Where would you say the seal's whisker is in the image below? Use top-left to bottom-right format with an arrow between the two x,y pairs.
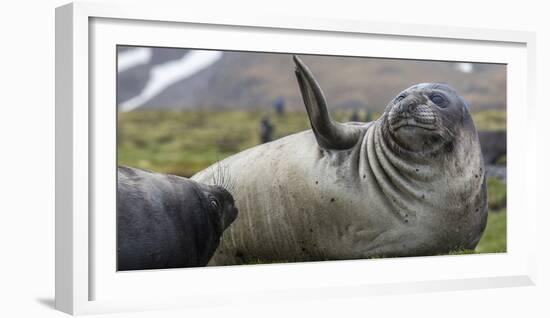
211,164 -> 218,187
209,158 -> 236,194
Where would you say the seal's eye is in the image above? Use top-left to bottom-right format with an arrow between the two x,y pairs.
210,198 -> 220,209
395,94 -> 406,103
429,94 -> 447,107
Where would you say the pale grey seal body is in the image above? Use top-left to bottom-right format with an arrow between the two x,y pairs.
192,56 -> 488,265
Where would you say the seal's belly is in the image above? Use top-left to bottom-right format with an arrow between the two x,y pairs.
210,187 -> 407,264
206,144 -> 402,264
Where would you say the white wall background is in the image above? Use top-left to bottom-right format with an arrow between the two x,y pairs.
0,0 -> 548,317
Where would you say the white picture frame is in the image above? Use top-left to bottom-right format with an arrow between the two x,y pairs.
55,1 -> 537,315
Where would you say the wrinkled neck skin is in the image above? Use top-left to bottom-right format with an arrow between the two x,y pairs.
354,113 -> 486,255
364,115 -> 453,197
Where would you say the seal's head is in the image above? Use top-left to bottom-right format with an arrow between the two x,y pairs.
197,184 -> 239,234
383,83 -> 470,154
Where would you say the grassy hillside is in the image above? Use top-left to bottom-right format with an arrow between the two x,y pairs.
118,109 -> 507,255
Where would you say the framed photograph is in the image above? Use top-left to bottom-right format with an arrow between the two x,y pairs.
55,2 -> 537,315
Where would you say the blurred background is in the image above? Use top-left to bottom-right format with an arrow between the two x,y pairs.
117,46 -> 507,255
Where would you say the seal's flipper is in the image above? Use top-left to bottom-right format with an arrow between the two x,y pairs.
293,55 -> 361,150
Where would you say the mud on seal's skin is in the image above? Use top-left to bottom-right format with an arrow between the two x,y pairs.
117,166 -> 238,270
193,56 -> 487,265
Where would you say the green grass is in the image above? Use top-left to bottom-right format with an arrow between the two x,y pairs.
472,109 -> 507,131
487,177 -> 507,210
496,155 -> 507,165
476,209 -> 507,253
118,109 -> 507,256
118,110 -> 312,176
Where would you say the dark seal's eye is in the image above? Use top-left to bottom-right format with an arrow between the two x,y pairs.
395,94 -> 406,103
210,198 -> 220,209
429,94 -> 447,107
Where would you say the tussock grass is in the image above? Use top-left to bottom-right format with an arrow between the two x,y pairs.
472,110 -> 506,131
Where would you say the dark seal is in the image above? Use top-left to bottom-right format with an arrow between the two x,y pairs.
117,166 -> 238,270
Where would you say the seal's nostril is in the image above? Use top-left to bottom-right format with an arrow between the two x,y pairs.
396,100 -> 417,114
405,102 -> 417,112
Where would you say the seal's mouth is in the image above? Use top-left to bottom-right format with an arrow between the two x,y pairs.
388,104 -> 437,132
222,205 -> 239,230
390,118 -> 437,131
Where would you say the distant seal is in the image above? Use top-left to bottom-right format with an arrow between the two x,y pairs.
477,130 -> 506,164
193,56 -> 488,265
117,166 -> 238,270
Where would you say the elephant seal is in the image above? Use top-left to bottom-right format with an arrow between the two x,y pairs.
117,166 -> 238,270
192,56 -> 488,265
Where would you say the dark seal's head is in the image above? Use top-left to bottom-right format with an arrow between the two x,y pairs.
196,183 -> 239,235
382,83 -> 472,155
